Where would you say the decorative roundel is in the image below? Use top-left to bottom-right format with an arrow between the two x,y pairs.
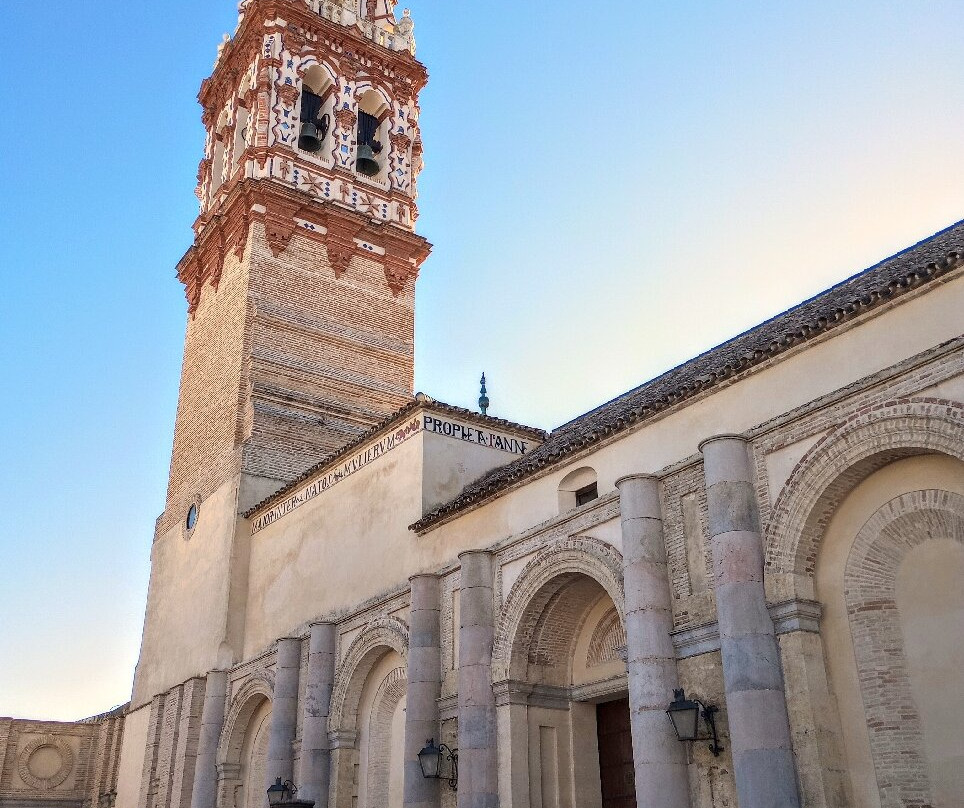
17,734 -> 74,791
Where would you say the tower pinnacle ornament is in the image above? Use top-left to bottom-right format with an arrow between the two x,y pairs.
479,373 -> 490,416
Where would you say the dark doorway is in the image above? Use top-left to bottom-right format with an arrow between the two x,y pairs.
596,698 -> 637,808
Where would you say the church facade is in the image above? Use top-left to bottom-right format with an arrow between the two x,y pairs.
2,2 -> 964,808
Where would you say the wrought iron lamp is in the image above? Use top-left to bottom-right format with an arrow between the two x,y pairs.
666,689 -> 723,757
417,738 -> 458,791
266,777 -> 315,807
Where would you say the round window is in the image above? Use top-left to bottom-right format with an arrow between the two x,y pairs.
186,503 -> 199,531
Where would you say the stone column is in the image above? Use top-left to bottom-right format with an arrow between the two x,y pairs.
190,670 -> 228,808
298,623 -> 337,806
404,574 -> 442,808
457,550 -> 498,808
615,474 -> 691,808
265,637 -> 301,791
700,436 -> 801,808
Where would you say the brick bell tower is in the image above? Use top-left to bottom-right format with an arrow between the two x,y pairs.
164,0 -> 430,528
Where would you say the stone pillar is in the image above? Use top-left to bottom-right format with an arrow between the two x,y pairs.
190,670 -> 228,808
404,574 -> 442,808
265,637 -> 301,791
700,436 -> 801,808
615,474 -> 691,808
457,551 -> 498,808
298,623 -> 337,806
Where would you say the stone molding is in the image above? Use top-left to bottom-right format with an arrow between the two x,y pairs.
844,489 -> 964,808
764,398 -> 964,597
491,536 -> 625,682
671,599 -> 822,659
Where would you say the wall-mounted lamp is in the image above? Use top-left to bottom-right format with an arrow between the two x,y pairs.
417,738 -> 458,791
666,689 -> 723,757
266,777 -> 315,807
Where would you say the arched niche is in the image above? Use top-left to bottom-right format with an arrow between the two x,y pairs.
765,398 -> 964,601
328,617 -> 409,808
816,456 -> 964,808
217,673 -> 275,808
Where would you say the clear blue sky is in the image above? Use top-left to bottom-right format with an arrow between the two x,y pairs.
1,1 -> 962,720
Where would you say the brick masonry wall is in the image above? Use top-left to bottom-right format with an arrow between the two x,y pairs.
162,244 -> 250,534
161,219 -> 417,533
0,712 -> 123,806
243,223 -> 415,484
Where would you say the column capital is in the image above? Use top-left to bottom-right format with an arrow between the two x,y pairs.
700,434 -> 754,486
615,473 -> 658,488
409,571 -> 441,583
457,549 -> 494,562
616,474 -> 662,521
698,433 -> 749,452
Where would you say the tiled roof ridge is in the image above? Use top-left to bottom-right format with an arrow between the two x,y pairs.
411,219 -> 964,533
243,393 -> 548,518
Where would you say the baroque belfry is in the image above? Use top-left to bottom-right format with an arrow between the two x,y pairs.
167,0 -> 431,529
4,2 -> 964,808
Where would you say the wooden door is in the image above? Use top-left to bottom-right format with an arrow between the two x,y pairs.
596,698 -> 637,808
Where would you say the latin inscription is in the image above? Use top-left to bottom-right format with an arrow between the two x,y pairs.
250,413 -> 531,534
422,416 -> 529,455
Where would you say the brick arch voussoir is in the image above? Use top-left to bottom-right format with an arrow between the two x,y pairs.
328,615 -> 409,734
764,399 -> 964,591
843,489 -> 964,808
217,670 -> 275,767
492,536 -> 625,683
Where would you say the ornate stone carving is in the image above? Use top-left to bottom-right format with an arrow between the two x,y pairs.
326,242 -> 356,278
276,82 -> 299,107
334,106 -> 357,132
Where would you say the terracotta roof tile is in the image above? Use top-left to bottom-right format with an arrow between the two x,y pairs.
411,219 -> 964,532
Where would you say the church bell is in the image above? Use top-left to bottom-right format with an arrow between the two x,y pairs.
298,122 -> 323,153
355,144 -> 380,177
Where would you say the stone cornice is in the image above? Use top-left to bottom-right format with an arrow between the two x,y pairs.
176,178 -> 431,313
671,599 -> 823,659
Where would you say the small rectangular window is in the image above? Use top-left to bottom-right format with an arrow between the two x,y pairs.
575,482 -> 599,507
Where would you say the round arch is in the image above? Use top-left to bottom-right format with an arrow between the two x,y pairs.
328,615 -> 409,734
492,536 -> 625,683
216,671 -> 275,767
843,490 -> 964,808
764,398 -> 964,598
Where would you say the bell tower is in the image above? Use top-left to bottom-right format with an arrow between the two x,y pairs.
165,0 -> 431,527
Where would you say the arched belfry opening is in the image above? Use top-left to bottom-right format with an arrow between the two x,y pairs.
298,64 -> 335,156
355,89 -> 390,179
497,550 -> 635,808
